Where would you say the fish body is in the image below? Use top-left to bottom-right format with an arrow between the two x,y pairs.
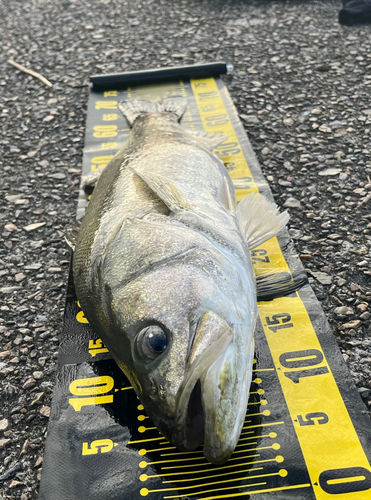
72,98 -> 287,464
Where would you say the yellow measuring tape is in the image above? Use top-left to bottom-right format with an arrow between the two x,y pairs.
192,77 -> 371,499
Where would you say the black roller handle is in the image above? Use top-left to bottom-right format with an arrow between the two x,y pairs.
89,62 -> 233,91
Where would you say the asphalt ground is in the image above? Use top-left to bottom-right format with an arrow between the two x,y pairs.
0,0 -> 370,498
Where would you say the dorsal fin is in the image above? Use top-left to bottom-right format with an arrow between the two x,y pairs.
187,131 -> 229,151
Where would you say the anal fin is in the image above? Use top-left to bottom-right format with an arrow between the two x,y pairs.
256,271 -> 308,302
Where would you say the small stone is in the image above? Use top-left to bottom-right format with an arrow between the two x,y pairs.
39,406 -> 51,418
24,263 -> 42,270
9,480 -> 23,488
43,115 -> 54,122
340,320 -> 362,330
334,306 -> 354,316
283,161 -> 293,171
0,418 -> 9,431
14,273 -> 26,282
5,195 -> 21,203
48,267 -> 62,273
318,168 -> 341,176
23,222 -> 46,232
0,286 -> 22,293
358,387 -> 370,399
283,197 -> 301,208
310,271 -> 332,285
0,350 -> 11,359
4,222 -> 18,232
261,147 -> 270,155
360,312 -> 370,321
357,260 -> 368,266
31,392 -> 45,406
21,439 -> 30,455
319,125 -> 331,133
337,278 -> 347,286
311,108 -> 322,115
22,378 -> 36,390
34,456 -> 43,468
357,304 -> 368,313
38,357 -> 47,367
289,229 -> 302,239
240,114 -> 259,124
48,172 -> 66,180
33,371 -> 43,380
0,438 -> 11,449
283,118 -> 294,126
350,282 -> 363,292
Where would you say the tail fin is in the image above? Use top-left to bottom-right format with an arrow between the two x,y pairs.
118,97 -> 188,126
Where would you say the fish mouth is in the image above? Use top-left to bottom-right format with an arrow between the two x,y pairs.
172,313 -> 254,464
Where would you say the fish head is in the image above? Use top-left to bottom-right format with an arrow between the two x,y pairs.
96,218 -> 256,464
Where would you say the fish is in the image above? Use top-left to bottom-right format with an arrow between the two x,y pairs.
68,97 -> 294,465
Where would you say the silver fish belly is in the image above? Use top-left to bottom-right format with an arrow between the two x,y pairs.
73,98 -> 278,464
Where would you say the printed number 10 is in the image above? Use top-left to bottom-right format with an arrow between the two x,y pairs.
280,349 -> 329,384
69,376 -> 114,412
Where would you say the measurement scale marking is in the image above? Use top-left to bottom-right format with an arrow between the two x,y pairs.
141,480 -> 267,497
142,472 -> 289,497
161,469 -> 286,485
162,482 -> 312,500
142,466 -> 264,481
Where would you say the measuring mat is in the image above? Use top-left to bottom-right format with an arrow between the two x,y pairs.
38,70 -> 371,500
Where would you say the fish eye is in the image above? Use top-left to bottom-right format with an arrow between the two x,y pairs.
137,325 -> 168,360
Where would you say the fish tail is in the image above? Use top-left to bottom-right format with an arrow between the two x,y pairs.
118,97 -> 188,126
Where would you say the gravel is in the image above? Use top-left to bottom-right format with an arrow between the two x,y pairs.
0,0 -> 370,498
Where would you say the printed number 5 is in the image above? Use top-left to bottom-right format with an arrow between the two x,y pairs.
82,439 -> 117,455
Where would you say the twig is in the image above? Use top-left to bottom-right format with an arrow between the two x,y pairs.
7,59 -> 53,88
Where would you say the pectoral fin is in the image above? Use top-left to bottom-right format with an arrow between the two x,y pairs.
82,171 -> 102,194
220,177 -> 235,213
236,192 -> 289,249
133,168 -> 192,214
